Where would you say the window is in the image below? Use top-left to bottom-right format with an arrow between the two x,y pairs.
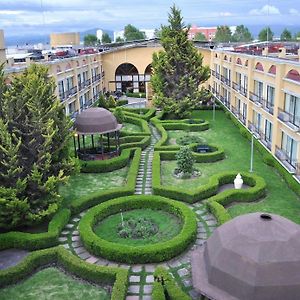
253,110 -> 262,130
254,80 -> 263,97
266,86 -> 275,108
281,132 -> 298,167
242,103 -> 247,120
265,119 -> 272,143
236,72 -> 242,85
66,77 -> 73,91
58,80 -> 64,99
284,94 -> 300,127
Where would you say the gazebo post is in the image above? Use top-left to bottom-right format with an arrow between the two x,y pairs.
100,134 -> 104,160
73,133 -> 77,157
91,135 -> 95,151
82,135 -> 86,153
107,133 -> 110,153
77,134 -> 81,151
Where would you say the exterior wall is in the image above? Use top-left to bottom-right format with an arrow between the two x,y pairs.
50,32 -> 80,48
0,30 -> 6,65
210,49 -> 300,177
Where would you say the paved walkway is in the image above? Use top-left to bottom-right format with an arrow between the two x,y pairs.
58,121 -> 218,299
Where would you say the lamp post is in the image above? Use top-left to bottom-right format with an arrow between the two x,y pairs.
139,93 -> 142,115
213,99 -> 216,121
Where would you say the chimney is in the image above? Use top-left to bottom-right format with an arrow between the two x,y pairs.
278,47 -> 286,59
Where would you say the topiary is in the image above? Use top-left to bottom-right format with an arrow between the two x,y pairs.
108,95 -> 117,108
98,94 -> 107,108
175,146 -> 195,175
177,134 -> 205,146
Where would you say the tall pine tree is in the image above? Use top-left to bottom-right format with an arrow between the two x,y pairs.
0,64 -> 75,229
151,5 -> 210,118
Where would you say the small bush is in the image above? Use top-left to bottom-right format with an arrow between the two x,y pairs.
113,107 -> 125,123
176,146 -> 195,175
107,95 -> 117,108
98,94 -> 107,108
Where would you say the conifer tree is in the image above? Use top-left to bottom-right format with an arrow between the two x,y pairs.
151,5 -> 210,118
0,64 -> 74,229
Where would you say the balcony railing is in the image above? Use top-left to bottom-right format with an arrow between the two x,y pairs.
260,132 -> 272,150
211,69 -> 221,80
232,82 -> 247,97
249,91 -> 265,106
247,121 -> 262,138
60,86 -> 78,101
92,73 -> 101,83
277,108 -> 300,131
84,79 -> 91,87
221,75 -> 231,87
275,145 -> 298,173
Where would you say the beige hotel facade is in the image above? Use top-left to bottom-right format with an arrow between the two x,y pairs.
3,37 -> 300,181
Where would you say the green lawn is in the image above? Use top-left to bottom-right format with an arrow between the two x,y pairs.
162,110 -> 300,223
121,122 -> 141,133
94,209 -> 182,246
0,267 -> 110,300
59,166 -> 129,206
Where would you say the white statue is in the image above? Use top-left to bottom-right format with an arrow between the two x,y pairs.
234,173 -> 243,189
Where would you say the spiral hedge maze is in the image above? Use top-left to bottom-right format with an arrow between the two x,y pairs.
2,106 -> 299,300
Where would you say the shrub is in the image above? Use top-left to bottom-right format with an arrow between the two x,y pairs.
206,201 -> 231,225
79,195 -> 197,263
116,99 -> 128,106
98,94 -> 107,108
176,146 -> 195,175
177,134 -> 205,146
107,95 -> 117,108
126,92 -> 146,98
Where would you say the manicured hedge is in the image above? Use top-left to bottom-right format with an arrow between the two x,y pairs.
221,103 -> 300,196
206,201 -> 231,225
80,148 -> 132,173
116,99 -> 128,106
122,108 -> 156,121
70,148 -> 141,214
79,195 -> 197,264
152,154 -> 266,204
157,144 -> 225,163
0,246 -> 128,300
0,209 -> 71,251
126,92 -> 146,98
122,115 -> 151,135
119,135 -> 151,150
152,267 -> 191,300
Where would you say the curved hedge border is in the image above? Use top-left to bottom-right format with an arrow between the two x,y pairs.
119,135 -> 151,150
122,108 -> 156,121
121,115 -> 151,136
0,209 -> 70,251
150,113 -> 209,150
70,148 -> 141,214
152,267 -> 191,300
80,148 -> 132,173
79,195 -> 197,264
157,144 -> 225,163
152,154 -> 266,204
0,246 -> 128,300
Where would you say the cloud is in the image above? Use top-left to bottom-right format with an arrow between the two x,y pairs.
249,5 -> 280,16
289,8 -> 299,15
219,12 -> 233,17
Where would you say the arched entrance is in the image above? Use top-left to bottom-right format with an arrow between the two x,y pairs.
115,63 -> 139,93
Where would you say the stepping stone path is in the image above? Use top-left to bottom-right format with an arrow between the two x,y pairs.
58,121 -> 218,299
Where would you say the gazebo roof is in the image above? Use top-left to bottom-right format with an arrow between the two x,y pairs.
74,107 -> 122,135
191,212 -> 300,300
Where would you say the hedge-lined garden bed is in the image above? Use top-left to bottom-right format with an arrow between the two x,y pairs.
0,246 -> 128,300
79,195 -> 197,263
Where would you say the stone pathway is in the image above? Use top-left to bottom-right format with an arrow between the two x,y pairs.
57,121 -> 218,299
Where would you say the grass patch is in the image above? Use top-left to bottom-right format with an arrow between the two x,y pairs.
94,209 -> 182,246
121,122 -> 141,133
0,267 -> 110,300
162,110 -> 300,223
59,166 -> 128,207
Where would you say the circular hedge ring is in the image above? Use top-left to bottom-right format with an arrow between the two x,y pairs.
79,195 -> 197,264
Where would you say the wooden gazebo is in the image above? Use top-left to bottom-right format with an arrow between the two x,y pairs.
73,107 -> 122,160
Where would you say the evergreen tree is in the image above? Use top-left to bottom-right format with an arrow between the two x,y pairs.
124,24 -> 145,41
214,26 -> 233,42
194,32 -> 206,41
107,95 -> 117,108
101,33 -> 111,44
151,5 -> 210,118
0,64 -> 74,229
258,27 -> 274,41
232,25 -> 253,42
98,94 -> 107,108
84,34 -> 99,46
116,37 -> 124,43
280,28 -> 292,41
176,146 -> 195,175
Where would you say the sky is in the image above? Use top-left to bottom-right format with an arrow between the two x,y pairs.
1,0 -> 300,37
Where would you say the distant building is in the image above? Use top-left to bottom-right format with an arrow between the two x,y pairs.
114,30 -> 125,42
50,32 -> 80,48
0,30 -> 6,65
96,30 -> 103,41
188,25 -> 217,41
140,29 -> 155,40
